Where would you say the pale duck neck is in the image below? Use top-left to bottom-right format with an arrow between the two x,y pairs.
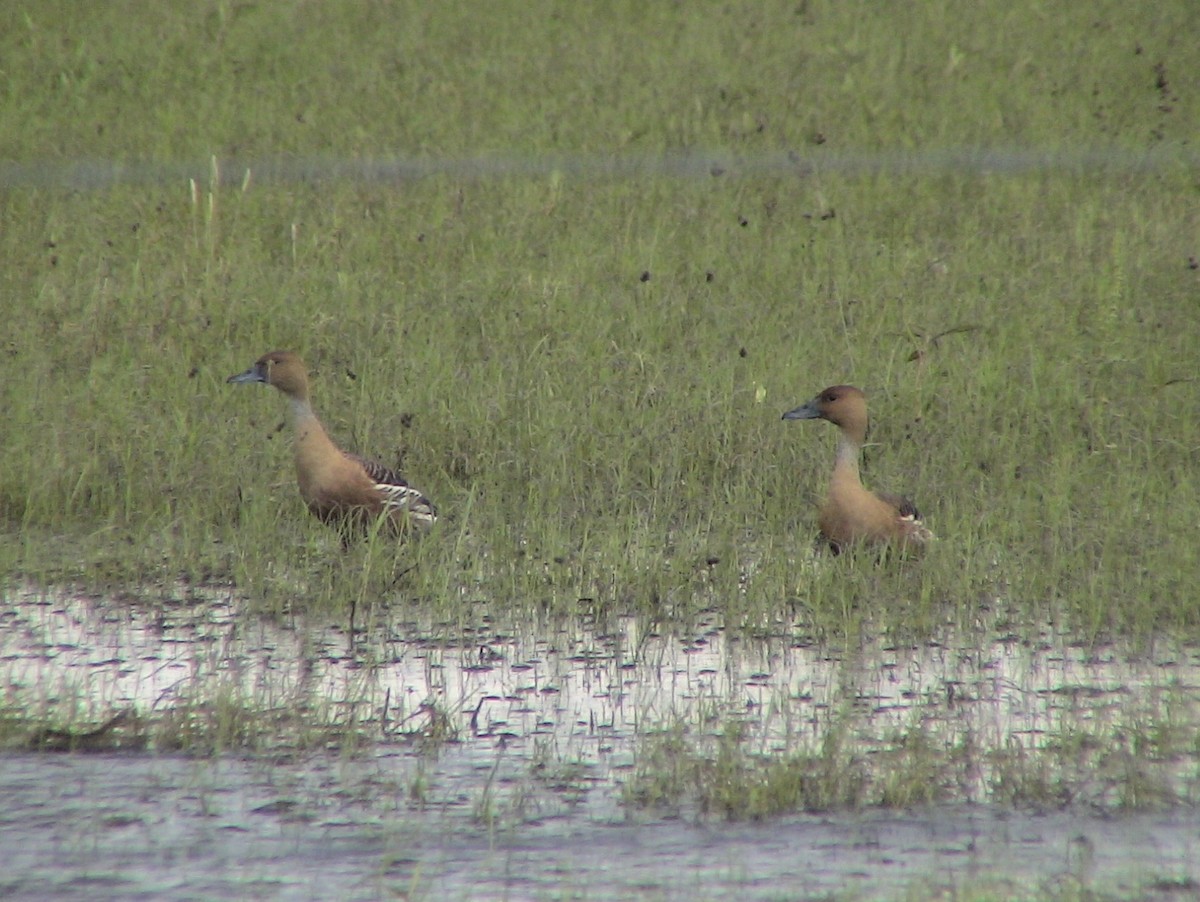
288,395 -> 317,424
287,396 -> 338,458
831,430 -> 863,484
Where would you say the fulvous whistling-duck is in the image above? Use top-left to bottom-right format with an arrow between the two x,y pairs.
228,351 -> 437,539
783,385 -> 933,553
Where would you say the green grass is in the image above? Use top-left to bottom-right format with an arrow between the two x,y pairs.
625,683 -> 1200,820
1,1 -> 1198,646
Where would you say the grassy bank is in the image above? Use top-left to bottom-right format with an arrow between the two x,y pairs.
0,1 -> 1197,643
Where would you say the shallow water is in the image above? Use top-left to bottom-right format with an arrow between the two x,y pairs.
2,750 -> 1199,900
3,584 -> 1200,899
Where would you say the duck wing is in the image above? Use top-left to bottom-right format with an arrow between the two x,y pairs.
346,452 -> 438,525
876,491 -> 923,522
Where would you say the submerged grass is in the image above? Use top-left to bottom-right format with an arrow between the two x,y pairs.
1,1 -> 1198,648
626,687 -> 1200,820
0,675 -> 459,757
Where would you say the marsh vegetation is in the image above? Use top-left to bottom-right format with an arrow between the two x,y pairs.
1,2 -> 1199,898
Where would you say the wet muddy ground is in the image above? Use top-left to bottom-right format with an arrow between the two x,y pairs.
3,584 -> 1200,899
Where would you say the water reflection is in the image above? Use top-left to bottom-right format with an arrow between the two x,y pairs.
4,583 -> 1200,898
4,583 -> 1199,800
